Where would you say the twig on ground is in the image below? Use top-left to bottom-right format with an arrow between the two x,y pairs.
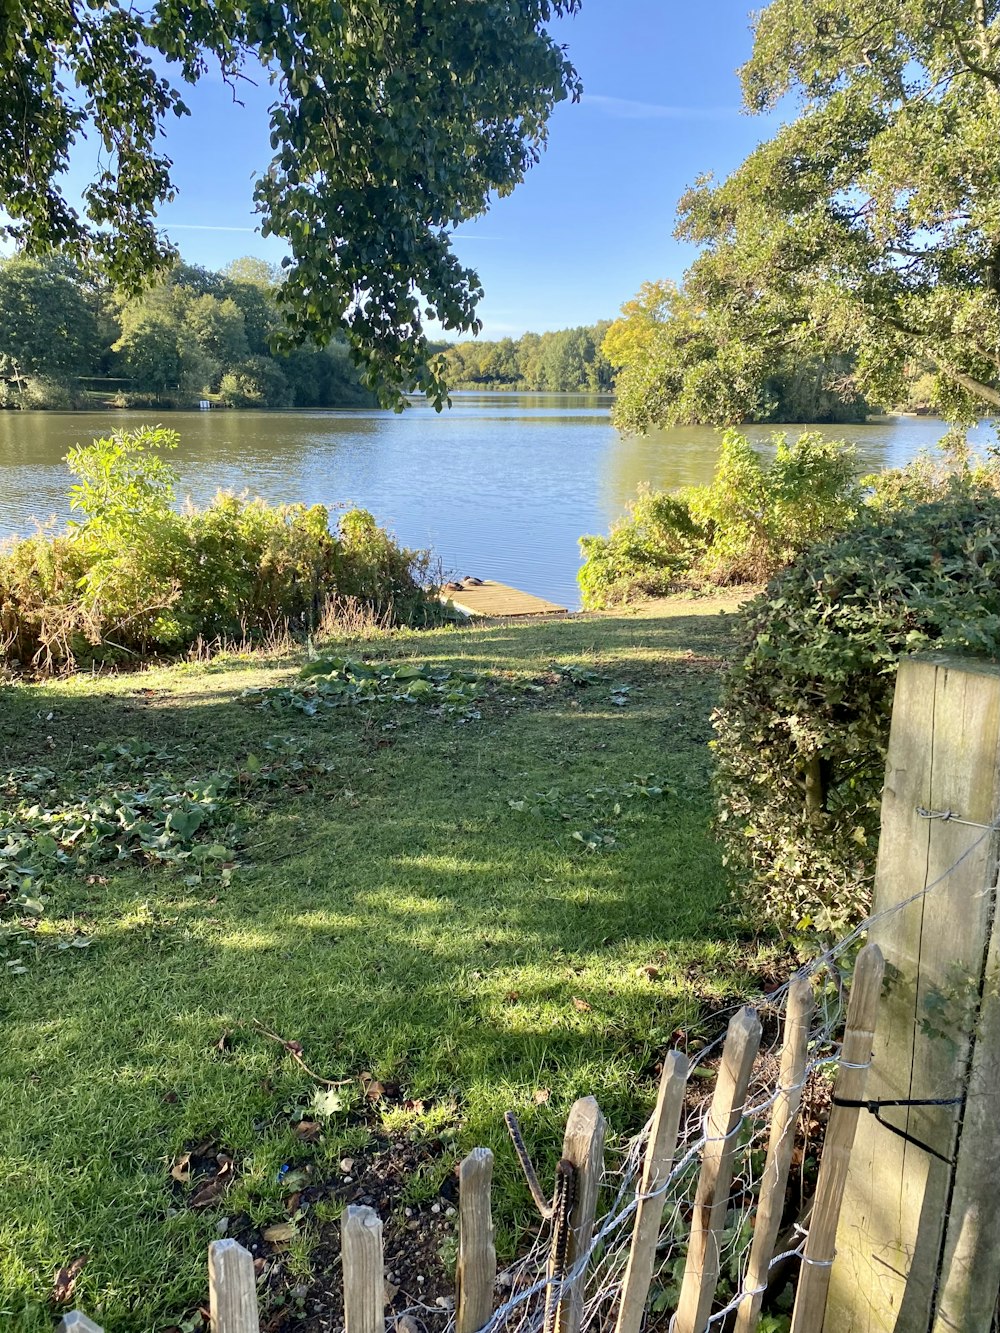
252,1020 -> 355,1088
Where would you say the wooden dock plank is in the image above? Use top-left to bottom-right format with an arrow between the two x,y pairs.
442,580 -> 567,619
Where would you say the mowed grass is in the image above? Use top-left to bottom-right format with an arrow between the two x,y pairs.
0,599 -> 777,1330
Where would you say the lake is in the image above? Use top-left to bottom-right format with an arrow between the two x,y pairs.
0,395 -> 993,610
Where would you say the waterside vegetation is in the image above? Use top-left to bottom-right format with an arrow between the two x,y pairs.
0,428 -> 436,670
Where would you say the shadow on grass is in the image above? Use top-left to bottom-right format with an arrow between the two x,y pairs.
0,605 -> 774,1329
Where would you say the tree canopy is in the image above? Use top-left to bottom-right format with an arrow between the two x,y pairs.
442,322 -> 613,392
607,0 -> 1000,431
0,255 -> 375,409
1,0 -> 581,405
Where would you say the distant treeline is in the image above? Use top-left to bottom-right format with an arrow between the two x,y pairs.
441,323 -> 615,393
0,255 -> 373,410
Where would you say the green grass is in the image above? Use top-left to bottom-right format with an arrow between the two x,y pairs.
0,600 -> 778,1330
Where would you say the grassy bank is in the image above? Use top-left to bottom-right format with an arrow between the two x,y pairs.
0,599 -> 779,1330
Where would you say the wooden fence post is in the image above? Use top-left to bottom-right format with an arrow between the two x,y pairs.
342,1205 -> 385,1333
734,976 -> 813,1333
554,1095 -> 607,1333
58,1317 -> 104,1333
457,1147 -> 497,1333
824,656 -> 1000,1333
674,1007 -> 762,1333
614,1049 -> 688,1333
790,944 -> 884,1333
208,1239 -> 260,1333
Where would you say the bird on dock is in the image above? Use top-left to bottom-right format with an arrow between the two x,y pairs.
462,576 -> 484,586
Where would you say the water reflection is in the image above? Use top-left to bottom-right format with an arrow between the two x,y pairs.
0,396 -> 992,610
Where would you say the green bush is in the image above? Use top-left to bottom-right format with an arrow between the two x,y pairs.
713,484 -> 1000,935
578,430 -> 860,608
0,377 -> 81,409
0,427 -> 436,668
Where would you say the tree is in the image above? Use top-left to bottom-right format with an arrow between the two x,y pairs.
603,280 -> 868,431
611,2 -> 1000,430
0,257 -> 98,386
184,294 -> 249,371
2,1 -> 581,405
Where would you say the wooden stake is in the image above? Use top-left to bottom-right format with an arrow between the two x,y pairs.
614,1049 -> 688,1333
457,1147 -> 497,1333
58,1317 -> 105,1333
826,656 -> 1000,1333
554,1095 -> 607,1333
342,1205 -> 385,1333
790,943 -> 884,1333
674,1007 -> 762,1333
208,1239 -> 260,1333
733,977 -> 813,1333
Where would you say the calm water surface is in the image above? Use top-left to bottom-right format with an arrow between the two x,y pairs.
0,394 -> 993,610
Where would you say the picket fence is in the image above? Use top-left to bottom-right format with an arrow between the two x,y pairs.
59,943 -> 883,1333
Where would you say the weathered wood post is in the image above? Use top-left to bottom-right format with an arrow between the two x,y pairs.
825,656 -> 1000,1333
790,944 -> 884,1333
457,1147 -> 497,1333
208,1239 -> 260,1333
58,1317 -> 104,1333
554,1096 -> 607,1333
615,1049 -> 688,1333
342,1205 -> 385,1333
674,1006 -> 762,1333
734,976 -> 813,1333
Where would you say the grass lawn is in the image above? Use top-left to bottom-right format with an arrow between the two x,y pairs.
0,598 -> 779,1331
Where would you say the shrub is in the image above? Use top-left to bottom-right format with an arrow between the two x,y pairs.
0,377 -> 82,409
578,489 -> 701,607
578,430 -> 860,607
0,428 -> 437,668
713,484 -> 1000,936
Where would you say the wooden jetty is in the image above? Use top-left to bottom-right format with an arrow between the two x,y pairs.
441,578 -> 567,619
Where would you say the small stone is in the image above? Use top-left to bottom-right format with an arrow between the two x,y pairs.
215,1217 -> 230,1236
343,1175 -> 353,1182
384,1281 -> 400,1303
435,1296 -> 455,1310
340,1158 -> 355,1172
445,1206 -> 456,1218
416,1275 -> 425,1285
404,1207 -> 413,1217
430,1203 -> 441,1214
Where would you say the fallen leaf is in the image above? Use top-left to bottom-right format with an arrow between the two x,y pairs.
190,1155 -> 233,1208
285,1191 -> 301,1213
572,997 -> 592,1013
51,1253 -> 87,1305
532,1088 -> 550,1105
170,1152 -> 192,1184
215,1032 -> 231,1053
504,991 -> 520,1005
365,1080 -> 386,1101
264,1222 -> 297,1247
294,1120 -> 322,1143
640,965 -> 660,981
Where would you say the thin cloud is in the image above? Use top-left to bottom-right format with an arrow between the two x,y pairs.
584,93 -> 743,121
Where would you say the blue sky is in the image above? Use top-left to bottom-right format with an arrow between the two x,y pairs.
97,3 -> 786,338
